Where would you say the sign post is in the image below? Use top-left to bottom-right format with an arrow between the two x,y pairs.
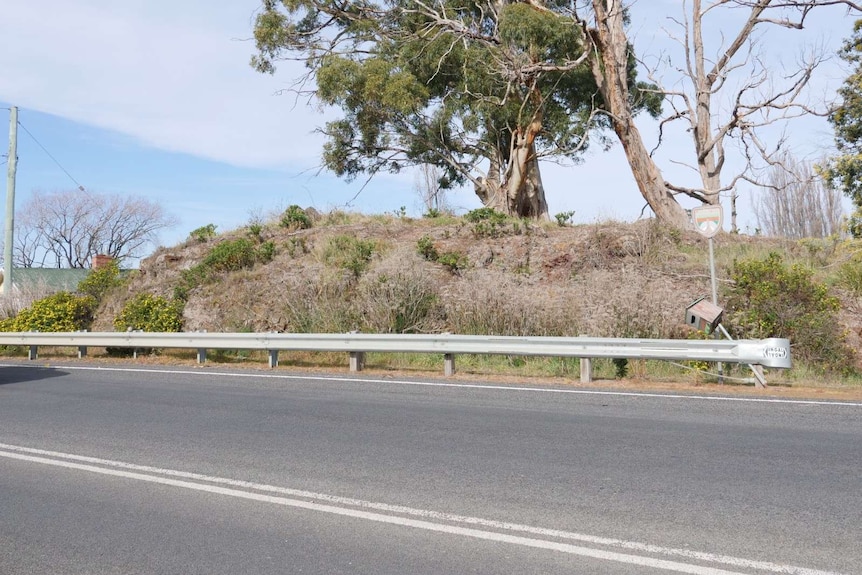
692,204 -> 722,305
691,205 -> 724,382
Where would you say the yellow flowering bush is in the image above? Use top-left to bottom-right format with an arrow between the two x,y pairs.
114,293 -> 183,332
8,292 -> 96,332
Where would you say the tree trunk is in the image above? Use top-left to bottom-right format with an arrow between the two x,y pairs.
474,117 -> 551,220
475,148 -> 510,212
692,0 -> 722,205
587,0 -> 692,230
516,153 -> 550,219
475,149 -> 550,219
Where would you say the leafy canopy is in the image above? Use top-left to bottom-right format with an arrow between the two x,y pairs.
824,19 -> 862,236
253,0 -> 660,190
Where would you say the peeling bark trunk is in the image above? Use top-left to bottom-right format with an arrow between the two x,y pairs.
474,115 -> 551,220
517,153 -> 549,219
475,148 -> 509,212
588,0 -> 692,230
475,147 -> 550,219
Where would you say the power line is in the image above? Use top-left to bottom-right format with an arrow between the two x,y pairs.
17,119 -> 85,191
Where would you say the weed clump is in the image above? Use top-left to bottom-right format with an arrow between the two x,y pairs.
189,224 -> 217,243
174,238 -> 275,301
416,235 -> 468,274
321,235 -> 377,277
280,205 -> 312,230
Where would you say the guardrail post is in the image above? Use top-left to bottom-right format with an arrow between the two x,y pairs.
444,353 -> 455,376
580,358 -> 592,383
349,351 -> 365,372
76,330 -> 87,359
268,350 -> 278,368
28,346 -> 37,360
197,348 -> 207,364
750,365 -> 766,389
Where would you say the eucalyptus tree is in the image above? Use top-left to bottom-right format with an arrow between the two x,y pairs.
823,19 -> 862,236
252,0 -> 660,219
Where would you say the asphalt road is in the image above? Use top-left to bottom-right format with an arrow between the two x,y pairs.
0,361 -> 859,574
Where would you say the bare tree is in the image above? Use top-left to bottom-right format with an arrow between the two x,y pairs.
14,189 -> 177,268
752,153 -> 845,238
414,164 -> 451,215
575,0 -> 861,228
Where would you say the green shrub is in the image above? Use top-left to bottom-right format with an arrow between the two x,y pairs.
464,207 -> 513,238
190,224 -> 217,243
725,252 -> 854,372
836,256 -> 862,297
247,223 -> 263,240
257,241 -> 276,263
416,235 -> 467,273
10,292 -> 96,332
285,237 -> 309,257
612,358 -> 629,378
417,235 -> 439,261
554,211 -> 576,227
114,293 -> 184,332
174,238 -> 274,301
77,260 -> 124,302
436,250 -> 468,274
174,266 -> 208,302
464,207 -> 507,224
280,205 -> 312,230
203,238 -> 258,272
322,235 -> 376,277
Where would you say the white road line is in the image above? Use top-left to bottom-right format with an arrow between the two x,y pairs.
4,362 -> 861,407
0,443 -> 844,575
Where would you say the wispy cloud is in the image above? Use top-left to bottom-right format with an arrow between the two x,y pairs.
0,0 -> 324,169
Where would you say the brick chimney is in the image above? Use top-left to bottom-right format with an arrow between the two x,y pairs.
93,254 -> 113,269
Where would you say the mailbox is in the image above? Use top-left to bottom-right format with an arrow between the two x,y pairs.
686,297 -> 723,334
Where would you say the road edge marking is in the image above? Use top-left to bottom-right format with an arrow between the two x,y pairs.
0,442 -> 844,575
3,362 -> 860,407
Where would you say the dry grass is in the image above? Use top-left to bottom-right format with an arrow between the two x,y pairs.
9,212 -> 862,386
0,279 -> 58,320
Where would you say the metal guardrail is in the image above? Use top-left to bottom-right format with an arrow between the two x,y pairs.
0,331 -> 791,384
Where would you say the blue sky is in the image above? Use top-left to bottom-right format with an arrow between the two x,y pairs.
1,1 -> 856,256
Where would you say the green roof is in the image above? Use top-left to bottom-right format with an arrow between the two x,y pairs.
1,268 -> 91,293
